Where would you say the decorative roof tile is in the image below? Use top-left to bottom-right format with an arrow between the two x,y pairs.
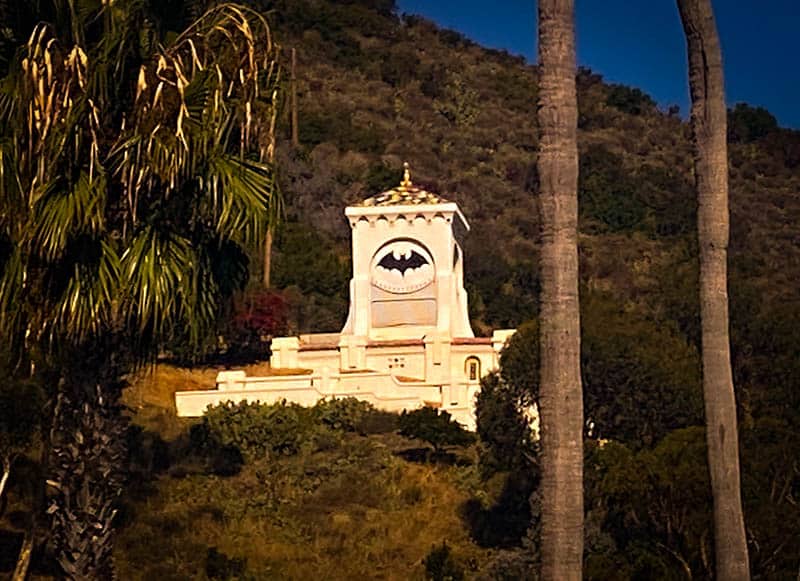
359,162 -> 449,207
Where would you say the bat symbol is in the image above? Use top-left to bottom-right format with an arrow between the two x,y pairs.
378,250 -> 428,275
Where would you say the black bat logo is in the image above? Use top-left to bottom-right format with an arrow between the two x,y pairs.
377,250 -> 428,275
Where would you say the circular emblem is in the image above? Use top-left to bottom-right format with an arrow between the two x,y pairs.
371,240 -> 434,294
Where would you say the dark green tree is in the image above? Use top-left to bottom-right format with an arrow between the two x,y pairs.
399,407 -> 475,455
727,103 -> 778,143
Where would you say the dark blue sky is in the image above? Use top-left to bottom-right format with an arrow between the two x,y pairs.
397,1 -> 800,129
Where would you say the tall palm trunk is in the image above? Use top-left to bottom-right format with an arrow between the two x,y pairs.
536,0 -> 583,579
677,0 -> 750,578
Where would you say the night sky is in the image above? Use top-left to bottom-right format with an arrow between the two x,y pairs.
397,0 -> 800,129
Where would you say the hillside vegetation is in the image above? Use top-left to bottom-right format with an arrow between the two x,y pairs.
218,1 -> 800,577
128,1 -> 798,578
2,1 -> 799,579
260,0 -> 800,341
109,0 -> 800,572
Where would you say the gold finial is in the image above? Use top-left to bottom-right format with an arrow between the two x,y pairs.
400,162 -> 412,188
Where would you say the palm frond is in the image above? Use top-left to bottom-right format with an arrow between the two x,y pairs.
0,246 -> 24,341
32,171 -> 106,261
114,2 -> 281,236
1,3 -> 283,357
0,138 -> 25,236
53,239 -> 120,341
15,23 -> 101,207
205,153 -> 274,243
119,226 -> 193,336
183,244 -> 220,348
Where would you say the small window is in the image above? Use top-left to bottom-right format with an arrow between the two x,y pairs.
465,357 -> 481,381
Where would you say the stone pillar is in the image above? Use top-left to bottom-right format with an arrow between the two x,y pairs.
270,336 -> 300,369
339,335 -> 367,371
216,370 -> 247,391
424,333 -> 451,385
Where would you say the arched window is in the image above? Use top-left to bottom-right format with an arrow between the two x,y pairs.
465,356 -> 481,381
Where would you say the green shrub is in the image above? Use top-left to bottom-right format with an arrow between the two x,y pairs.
419,64 -> 448,99
475,372 -> 537,475
314,397 -> 376,432
203,400 -> 317,460
584,428 -> 713,579
378,46 -> 420,87
365,162 -> 402,193
728,102 -> 778,143
298,111 -> 384,153
605,84 -> 656,115
434,74 -> 479,128
581,292 -> 703,447
355,407 -> 400,434
579,146 -> 648,233
497,320 -> 539,406
438,28 -> 472,49
200,399 -> 404,463
495,293 -> 702,449
399,407 -> 476,453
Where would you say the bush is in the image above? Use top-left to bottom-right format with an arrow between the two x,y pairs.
579,145 -> 648,233
399,407 -> 476,453
298,111 -> 384,153
495,293 -> 702,449
434,74 -> 479,128
364,162 -> 401,193
496,320 -> 539,406
584,428 -> 713,578
203,400 -> 317,461
419,64 -> 448,99
314,397 -> 376,432
605,84 -> 656,115
581,292 -> 703,447
378,46 -> 420,87
423,542 -> 465,581
475,372 -> 536,475
355,407 -> 400,434
728,102 -> 778,143
223,289 -> 288,362
199,399 -> 403,463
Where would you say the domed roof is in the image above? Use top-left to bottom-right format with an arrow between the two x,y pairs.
359,163 -> 449,207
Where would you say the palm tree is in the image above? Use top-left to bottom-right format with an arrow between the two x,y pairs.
0,1 -> 281,577
676,0 -> 750,578
535,0 -> 583,578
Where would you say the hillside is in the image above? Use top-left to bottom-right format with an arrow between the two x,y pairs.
2,1 -> 798,579
114,367 -> 494,580
262,0 -> 800,341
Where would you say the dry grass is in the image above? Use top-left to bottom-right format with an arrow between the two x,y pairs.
122,364 -> 218,439
114,433 -> 492,580
122,362 -> 306,438
117,363 -> 494,579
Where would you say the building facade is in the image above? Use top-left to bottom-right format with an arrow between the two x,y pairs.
175,165 -> 514,428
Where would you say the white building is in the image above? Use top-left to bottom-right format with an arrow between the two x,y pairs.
175,165 -> 515,428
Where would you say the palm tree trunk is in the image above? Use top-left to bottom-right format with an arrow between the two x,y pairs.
536,0 -> 583,579
676,1 -> 750,578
